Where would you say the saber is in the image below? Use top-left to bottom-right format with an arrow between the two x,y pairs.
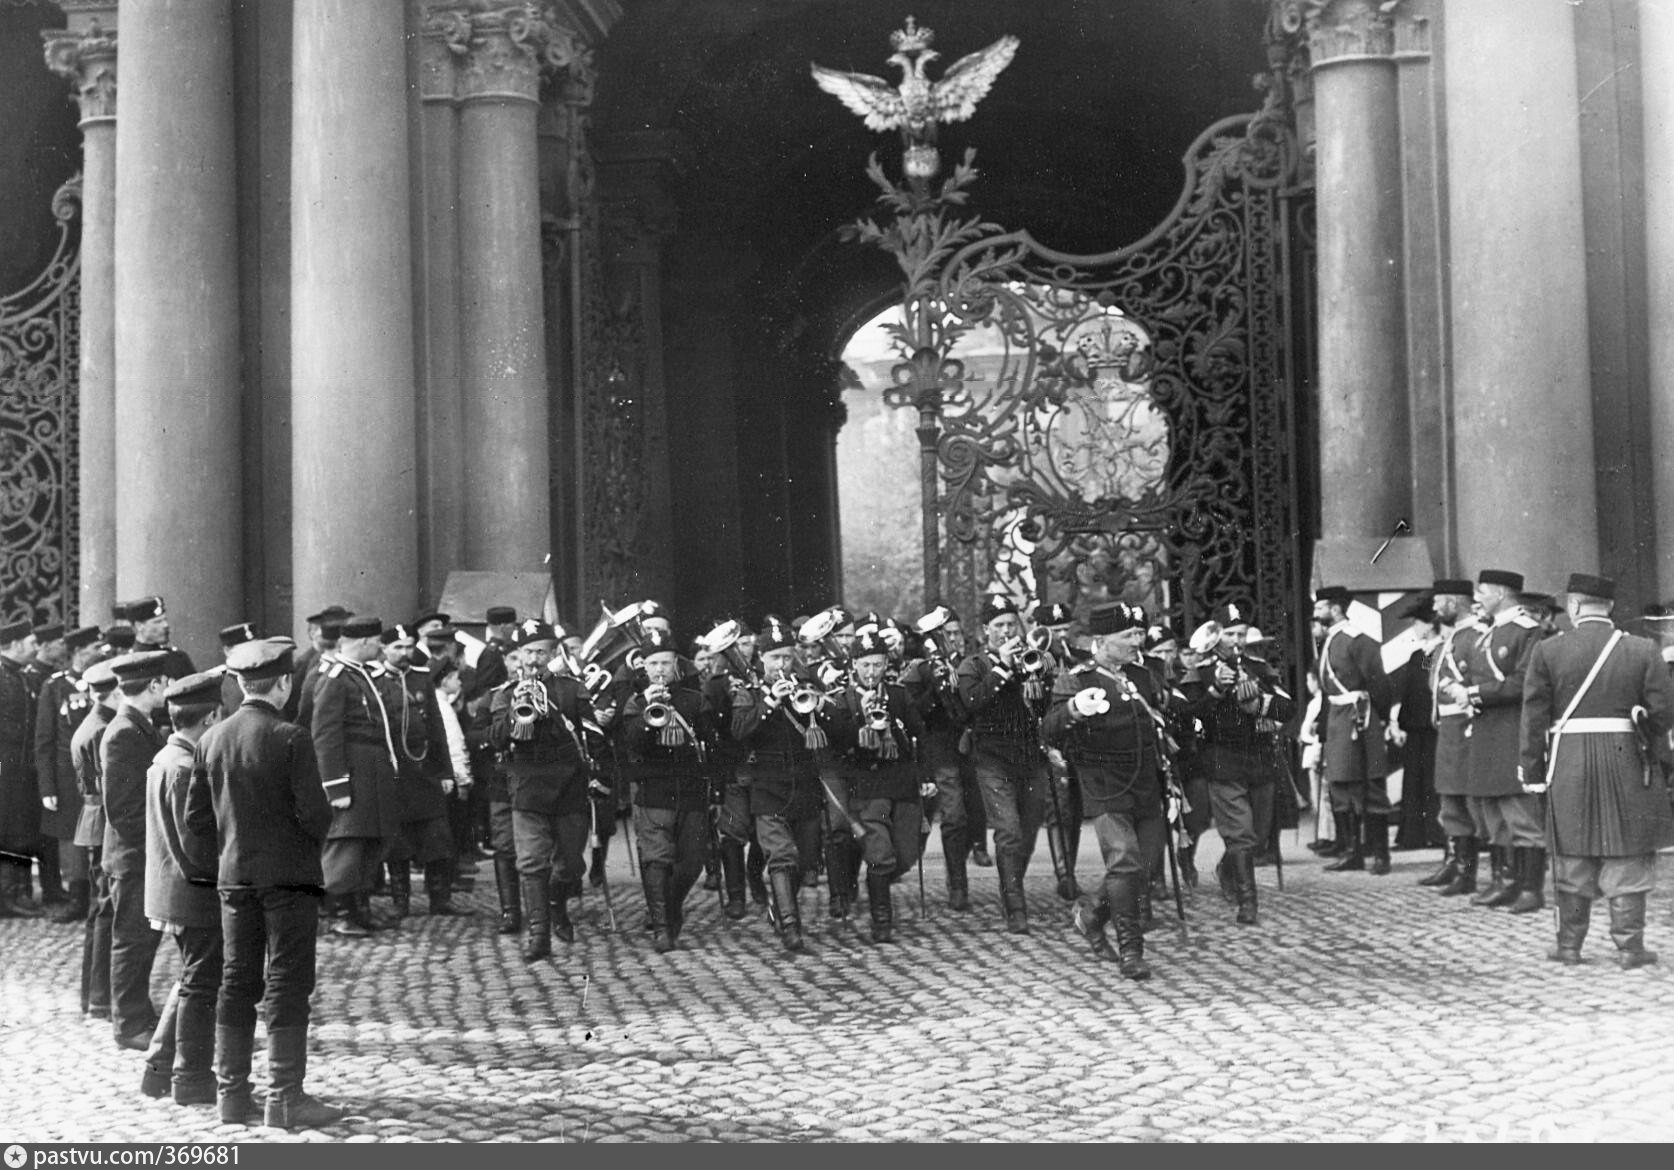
589,800 -> 618,933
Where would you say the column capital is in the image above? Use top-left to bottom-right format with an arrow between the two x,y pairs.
1303,0 -> 1397,68
426,1 -> 593,106
43,16 -> 118,127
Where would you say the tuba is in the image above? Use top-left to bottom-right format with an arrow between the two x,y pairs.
575,600 -> 651,697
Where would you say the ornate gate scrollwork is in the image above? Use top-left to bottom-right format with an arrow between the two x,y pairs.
0,175 -> 80,628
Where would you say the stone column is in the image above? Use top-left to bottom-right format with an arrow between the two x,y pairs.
453,5 -> 572,571
112,0 -> 241,663
1644,0 -> 1674,593
290,0 -> 418,622
1444,0 -> 1595,583
1308,0 -> 1409,543
42,3 -> 118,627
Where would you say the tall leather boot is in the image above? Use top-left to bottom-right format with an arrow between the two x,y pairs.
171,995 -> 218,1106
386,863 -> 411,919
941,824 -> 971,912
768,868 -> 805,954
1508,847 -> 1546,914
1418,837 -> 1460,887
1547,890 -> 1590,964
866,870 -> 894,944
1470,846 -> 1509,905
1311,812 -> 1350,857
52,878 -> 89,925
494,855 -> 522,935
1365,813 -> 1392,875
719,838 -> 749,920
1609,892 -> 1659,969
1,862 -> 44,918
38,840 -> 67,906
1324,813 -> 1365,871
425,859 -> 466,916
1215,852 -> 1237,905
643,863 -> 673,954
826,832 -> 854,921
520,873 -> 551,961
1438,837 -> 1479,897
550,873 -> 575,944
216,1024 -> 262,1125
263,1025 -> 346,1130
996,850 -> 1028,934
1231,848 -> 1259,926
588,841 -> 609,888
140,983 -> 181,1098
1110,874 -> 1152,981
1140,867 -> 1162,933
746,841 -> 768,906
1073,895 -> 1117,961
1482,846 -> 1524,908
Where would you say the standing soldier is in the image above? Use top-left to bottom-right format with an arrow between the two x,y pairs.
1456,569 -> 1548,912
956,595 -> 1050,934
311,616 -> 401,938
905,606 -> 974,911
99,650 -> 171,1050
1179,605 -> 1294,925
490,620 -> 598,959
287,606 -> 349,722
830,628 -> 929,943
1520,574 -> 1674,968
32,626 -> 103,923
72,659 -> 120,1019
620,627 -> 715,952
1420,580 -> 1488,895
138,671 -> 224,1105
1042,603 -> 1166,981
0,620 -> 42,918
120,597 -> 195,680
732,616 -> 837,955
1311,586 -> 1395,874
378,625 -> 461,918
185,637 -> 342,1129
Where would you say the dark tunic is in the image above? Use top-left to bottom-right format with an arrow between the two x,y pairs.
1316,624 -> 1392,783
99,706 -> 166,879
1178,652 -> 1295,789
732,667 -> 830,819
380,663 -> 453,824
1041,660 -> 1166,818
1461,611 -> 1544,797
829,681 -> 925,802
0,655 -> 40,850
1430,621 -> 1478,798
622,679 -> 714,813
488,673 -> 593,816
33,669 -> 89,839
70,701 -> 112,849
311,656 -> 401,840
1520,617 -> 1674,857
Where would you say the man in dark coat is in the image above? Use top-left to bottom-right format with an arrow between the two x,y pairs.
99,650 -> 171,1049
902,605 -> 974,911
139,671 -> 224,1105
0,619 -> 44,917
1311,586 -> 1396,874
185,637 -> 342,1129
377,624 -> 459,917
1521,574 -> 1674,969
72,659 -> 121,1019
33,625 -> 105,923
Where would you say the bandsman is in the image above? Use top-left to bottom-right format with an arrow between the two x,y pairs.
1033,601 -> 1084,903
904,605 -> 975,911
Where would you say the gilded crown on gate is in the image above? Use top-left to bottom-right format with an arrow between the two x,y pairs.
889,16 -> 935,54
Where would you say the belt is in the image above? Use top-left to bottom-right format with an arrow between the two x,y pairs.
1436,703 -> 1470,718
1326,692 -> 1367,706
1558,717 -> 1634,734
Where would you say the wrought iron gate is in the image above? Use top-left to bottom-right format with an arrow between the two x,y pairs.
0,175 -> 80,629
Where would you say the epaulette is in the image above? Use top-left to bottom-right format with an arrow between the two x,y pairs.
48,669 -> 71,683
367,662 -> 388,677
407,663 -> 431,676
325,661 -> 345,678
1511,613 -> 1539,629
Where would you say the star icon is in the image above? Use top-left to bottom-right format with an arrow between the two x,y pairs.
5,1145 -> 28,1169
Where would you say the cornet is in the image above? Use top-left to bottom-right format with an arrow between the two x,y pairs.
510,672 -> 551,740
864,698 -> 892,733
643,684 -> 673,728
790,685 -> 825,715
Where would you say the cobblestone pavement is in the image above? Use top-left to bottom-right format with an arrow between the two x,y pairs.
4,827 -> 1674,1143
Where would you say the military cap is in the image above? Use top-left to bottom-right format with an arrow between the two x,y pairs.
219,622 -> 258,649
339,616 -> 383,640
914,605 -> 958,635
1033,602 -> 1073,628
979,595 -> 1020,625
107,650 -> 170,683
123,596 -> 166,622
1314,585 -> 1352,606
485,606 -> 517,626
225,637 -> 296,680
413,612 -> 450,634
640,599 -> 666,620
1210,602 -> 1250,628
757,616 -> 796,653
380,623 -> 417,645
1643,601 -> 1674,624
1145,625 -> 1179,652
0,620 -> 34,644
65,625 -> 102,651
513,619 -> 557,648
1432,578 -> 1474,598
111,602 -> 132,622
164,670 -> 224,707
853,628 -> 890,659
101,626 -> 136,651
305,605 -> 352,626
1564,573 -> 1615,601
1477,569 -> 1524,591
1089,602 -> 1146,636
83,659 -> 118,691
32,623 -> 65,643
641,626 -> 677,654
848,609 -> 878,633
1519,591 -> 1561,614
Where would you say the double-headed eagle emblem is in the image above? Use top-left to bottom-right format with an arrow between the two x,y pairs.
811,16 -> 1019,182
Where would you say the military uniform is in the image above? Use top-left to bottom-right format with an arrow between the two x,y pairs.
1314,589 -> 1395,872
902,606 -> 974,910
1459,571 -> 1548,910
71,670 -> 117,1018
185,638 -> 341,1128
0,636 -> 43,916
379,654 -> 458,916
1421,581 -> 1488,895
1520,575 -> 1674,968
1032,605 -> 1085,902
1041,602 -> 1166,980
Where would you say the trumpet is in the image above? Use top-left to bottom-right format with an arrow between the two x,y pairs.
510,674 -> 550,740
865,700 -> 892,732
643,684 -> 673,728
790,685 -> 825,715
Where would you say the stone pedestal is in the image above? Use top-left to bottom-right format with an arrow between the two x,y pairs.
1444,0 -> 1596,583
112,0 -> 241,662
43,4 -> 118,627
290,0 -> 418,622
1644,0 -> 1674,594
1308,0 -> 1409,545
